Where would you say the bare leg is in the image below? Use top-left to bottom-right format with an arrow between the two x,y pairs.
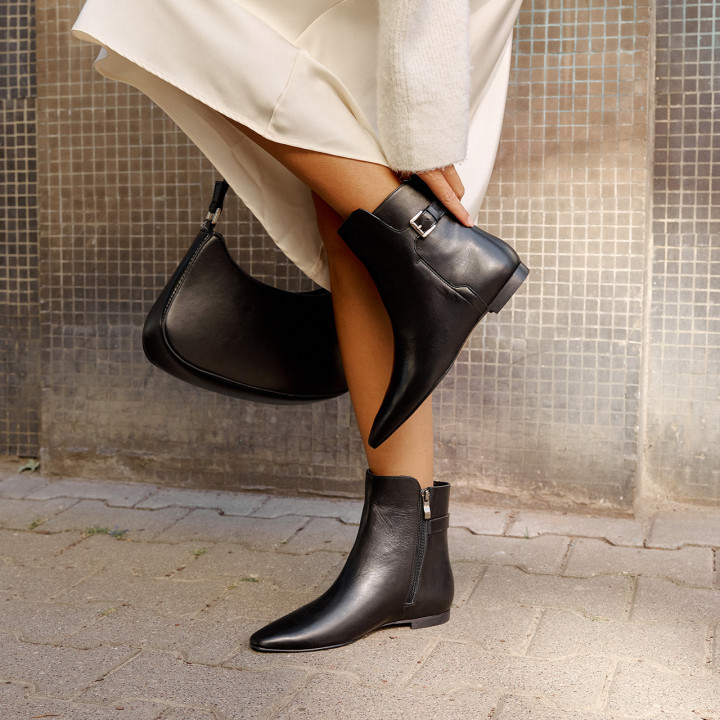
232,121 -> 434,484
235,123 -> 402,218
314,194 -> 433,487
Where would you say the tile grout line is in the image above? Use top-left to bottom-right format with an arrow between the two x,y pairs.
597,658 -> 620,714
623,576 -> 639,622
261,669 -> 318,720
633,0 -> 657,518
460,564 -> 490,606
397,637 -> 441,687
486,692 -> 508,719
67,647 -> 143,703
557,537 -> 576,575
518,608 -> 544,657
275,516 -> 313,550
703,624 -> 716,674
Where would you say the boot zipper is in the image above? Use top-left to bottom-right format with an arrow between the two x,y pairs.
422,488 -> 431,519
406,487 -> 431,606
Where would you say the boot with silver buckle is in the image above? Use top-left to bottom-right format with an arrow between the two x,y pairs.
338,175 -> 528,448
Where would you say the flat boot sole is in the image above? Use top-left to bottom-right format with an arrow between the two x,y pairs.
250,610 -> 451,653
487,262 -> 529,313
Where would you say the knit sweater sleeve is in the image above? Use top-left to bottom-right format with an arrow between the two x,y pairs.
377,0 -> 471,173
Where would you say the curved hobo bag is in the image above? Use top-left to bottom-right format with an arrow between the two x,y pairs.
142,181 -> 348,403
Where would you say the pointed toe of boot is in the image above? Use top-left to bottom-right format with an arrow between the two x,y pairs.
249,609 -> 320,652
249,627 -> 282,652
249,622 -> 302,653
249,602 -> 336,653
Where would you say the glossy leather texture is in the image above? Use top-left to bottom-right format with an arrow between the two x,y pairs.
249,470 -> 454,652
339,176 -> 528,447
142,228 -> 347,404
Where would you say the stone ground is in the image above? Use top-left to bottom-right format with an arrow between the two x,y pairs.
1,462 -> 719,720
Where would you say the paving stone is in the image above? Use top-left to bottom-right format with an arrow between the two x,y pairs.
0,473 -> 49,498
137,487 -> 266,515
229,628 -> 435,685
4,473 -> 720,720
0,598 -> 111,643
449,505 -> 511,535
647,509 -> 720,549
607,660 -> 720,717
506,511 -> 645,547
201,579 -> 319,624
153,510 -> 306,549
0,633 -> 135,699
410,641 -> 610,709
58,536 -> 205,577
39,500 -> 189,540
0,497 -> 80,530
160,710 -> 217,720
0,564 -> 96,600
177,543 -> 344,590
493,694 -> 689,720
630,577 -> 720,625
449,530 -> 571,574
527,609 -> 707,672
251,496 -> 362,524
276,517 -> 357,554
0,528 -> 78,564
563,539 -> 715,587
63,605 -> 250,665
0,684 -> 166,720
445,560 -> 487,605
273,672 -> 500,719
421,603 -> 540,653
58,570 -> 230,616
80,649 -> 308,720
471,565 -> 634,621
26,478 -> 157,507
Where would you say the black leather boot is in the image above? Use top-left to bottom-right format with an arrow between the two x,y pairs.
249,470 -> 453,652
338,176 -> 528,448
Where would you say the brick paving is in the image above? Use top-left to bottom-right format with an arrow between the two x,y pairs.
0,462 -> 719,719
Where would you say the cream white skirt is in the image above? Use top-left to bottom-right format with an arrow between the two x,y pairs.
72,0 -> 521,289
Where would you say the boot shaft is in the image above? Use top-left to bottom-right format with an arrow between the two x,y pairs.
364,471 -> 454,620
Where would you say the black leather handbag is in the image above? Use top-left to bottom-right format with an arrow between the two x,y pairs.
142,181 -> 348,403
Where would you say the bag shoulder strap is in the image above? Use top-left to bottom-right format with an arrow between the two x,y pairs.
202,180 -> 230,231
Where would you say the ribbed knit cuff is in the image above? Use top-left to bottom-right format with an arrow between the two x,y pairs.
377,0 -> 470,172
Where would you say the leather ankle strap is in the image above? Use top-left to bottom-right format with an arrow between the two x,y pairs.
428,514 -> 450,534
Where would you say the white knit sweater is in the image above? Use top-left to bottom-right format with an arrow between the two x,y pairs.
377,0 -> 470,173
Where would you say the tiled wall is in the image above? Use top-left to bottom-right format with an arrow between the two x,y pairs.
646,0 -> 720,503
455,0 -> 650,506
36,0 -> 354,495
0,0 -> 40,457
7,0 -> 715,508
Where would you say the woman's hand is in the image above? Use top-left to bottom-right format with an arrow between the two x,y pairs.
416,166 -> 473,227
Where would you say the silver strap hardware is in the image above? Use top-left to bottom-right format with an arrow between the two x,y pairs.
410,201 -> 446,238
205,208 -> 222,226
410,210 -> 437,238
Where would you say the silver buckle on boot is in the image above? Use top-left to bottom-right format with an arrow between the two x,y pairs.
410,210 -> 437,238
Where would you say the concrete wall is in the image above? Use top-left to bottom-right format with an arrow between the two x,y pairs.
2,0 -> 718,511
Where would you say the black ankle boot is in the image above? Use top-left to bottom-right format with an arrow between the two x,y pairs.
249,470 -> 453,652
338,176 -> 528,448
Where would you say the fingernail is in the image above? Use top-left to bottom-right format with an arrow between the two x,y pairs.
465,214 -> 473,226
